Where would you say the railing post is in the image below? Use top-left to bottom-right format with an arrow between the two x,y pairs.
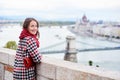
0,64 -> 4,80
64,36 -> 77,62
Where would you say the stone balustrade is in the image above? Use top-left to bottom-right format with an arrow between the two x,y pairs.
0,48 -> 120,80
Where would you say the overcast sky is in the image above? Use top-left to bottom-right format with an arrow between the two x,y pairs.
0,0 -> 120,21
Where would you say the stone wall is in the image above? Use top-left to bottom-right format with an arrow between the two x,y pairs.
0,48 -> 120,80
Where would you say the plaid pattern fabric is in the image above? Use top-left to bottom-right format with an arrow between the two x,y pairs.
13,36 -> 42,80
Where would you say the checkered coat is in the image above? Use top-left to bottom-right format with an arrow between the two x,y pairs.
13,36 -> 42,80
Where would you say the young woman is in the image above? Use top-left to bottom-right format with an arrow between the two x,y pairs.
13,18 -> 42,80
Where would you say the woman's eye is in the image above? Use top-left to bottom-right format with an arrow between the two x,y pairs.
31,25 -> 37,27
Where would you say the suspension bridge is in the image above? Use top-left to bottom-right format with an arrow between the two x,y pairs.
39,40 -> 120,54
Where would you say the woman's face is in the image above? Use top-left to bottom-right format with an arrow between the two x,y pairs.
28,20 -> 38,35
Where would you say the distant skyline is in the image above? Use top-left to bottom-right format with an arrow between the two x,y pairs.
0,0 -> 120,21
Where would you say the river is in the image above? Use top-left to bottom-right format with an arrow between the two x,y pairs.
0,25 -> 120,71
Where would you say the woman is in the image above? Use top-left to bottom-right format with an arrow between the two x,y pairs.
13,18 -> 42,80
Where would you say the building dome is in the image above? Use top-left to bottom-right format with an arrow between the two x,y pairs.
82,14 -> 88,23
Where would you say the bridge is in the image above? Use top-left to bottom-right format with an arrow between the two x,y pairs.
39,39 -> 120,54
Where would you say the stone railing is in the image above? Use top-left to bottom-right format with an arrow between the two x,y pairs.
0,48 -> 120,80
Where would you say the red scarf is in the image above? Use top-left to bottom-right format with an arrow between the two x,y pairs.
19,29 -> 39,47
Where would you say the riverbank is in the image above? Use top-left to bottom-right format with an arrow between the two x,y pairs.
68,26 -> 120,43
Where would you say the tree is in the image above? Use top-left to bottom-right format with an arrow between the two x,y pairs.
4,41 -> 17,50
88,60 -> 93,66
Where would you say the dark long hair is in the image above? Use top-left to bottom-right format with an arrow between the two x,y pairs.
23,18 -> 40,38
